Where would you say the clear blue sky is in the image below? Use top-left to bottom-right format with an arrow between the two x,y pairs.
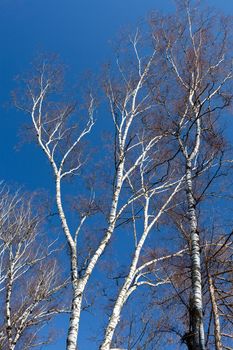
0,1 -> 232,349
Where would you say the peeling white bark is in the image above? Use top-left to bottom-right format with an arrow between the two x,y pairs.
185,160 -> 205,350
56,174 -> 81,350
6,249 -> 14,350
207,271 -> 222,350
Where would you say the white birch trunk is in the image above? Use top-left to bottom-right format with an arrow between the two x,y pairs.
100,179 -> 182,350
6,250 -> 14,350
56,158 -> 125,350
100,197 -> 150,350
82,157 -> 125,282
100,286 -> 129,350
208,271 -> 222,350
186,160 -> 205,350
66,281 -> 85,350
56,175 -> 80,350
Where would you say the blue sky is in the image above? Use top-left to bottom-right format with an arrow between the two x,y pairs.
0,0 -> 232,188
0,1 -> 233,349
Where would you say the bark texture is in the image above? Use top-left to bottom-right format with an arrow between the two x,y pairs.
186,160 -> 205,350
208,271 -> 222,350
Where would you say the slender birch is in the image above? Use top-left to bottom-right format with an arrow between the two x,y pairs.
207,269 -> 222,350
204,234 -> 233,350
15,38 -> 161,349
100,112 -> 187,349
150,2 -> 233,348
0,188 -> 66,350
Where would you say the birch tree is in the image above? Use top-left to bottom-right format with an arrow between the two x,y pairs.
15,59 -> 97,349
149,2 -> 233,348
0,187 -> 67,350
204,232 -> 233,350
99,150 -> 186,349
15,35 -> 164,348
104,2 -> 233,348
98,30 -> 186,349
